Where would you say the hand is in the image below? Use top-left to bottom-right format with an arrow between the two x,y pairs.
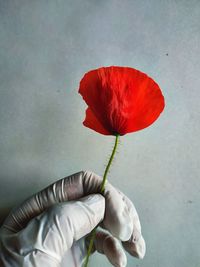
0,171 -> 146,267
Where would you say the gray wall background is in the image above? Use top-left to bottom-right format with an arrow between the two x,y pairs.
0,0 -> 199,266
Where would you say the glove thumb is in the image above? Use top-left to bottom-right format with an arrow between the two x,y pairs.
52,193 -> 105,248
40,194 -> 105,257
4,194 -> 105,264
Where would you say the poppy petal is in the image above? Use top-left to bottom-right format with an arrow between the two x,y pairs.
124,77 -> 165,134
83,107 -> 111,135
79,69 -> 115,134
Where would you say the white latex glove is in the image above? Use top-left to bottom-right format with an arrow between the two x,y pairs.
0,171 -> 146,267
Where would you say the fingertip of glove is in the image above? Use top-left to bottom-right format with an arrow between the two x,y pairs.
123,234 -> 146,259
136,235 -> 146,259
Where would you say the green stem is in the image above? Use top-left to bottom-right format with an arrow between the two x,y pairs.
83,134 -> 120,267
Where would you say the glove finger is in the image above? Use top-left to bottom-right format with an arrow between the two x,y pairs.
122,235 -> 146,259
69,229 -> 127,267
117,190 -> 146,259
93,229 -> 127,267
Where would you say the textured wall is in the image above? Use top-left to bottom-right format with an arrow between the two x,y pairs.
0,0 -> 199,266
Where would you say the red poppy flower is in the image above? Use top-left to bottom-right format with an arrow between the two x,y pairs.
79,66 -> 165,136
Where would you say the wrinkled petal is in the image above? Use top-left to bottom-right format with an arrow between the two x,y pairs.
83,107 -> 110,135
79,66 -> 165,136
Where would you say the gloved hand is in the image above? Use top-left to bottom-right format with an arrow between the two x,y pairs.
0,171 -> 146,267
